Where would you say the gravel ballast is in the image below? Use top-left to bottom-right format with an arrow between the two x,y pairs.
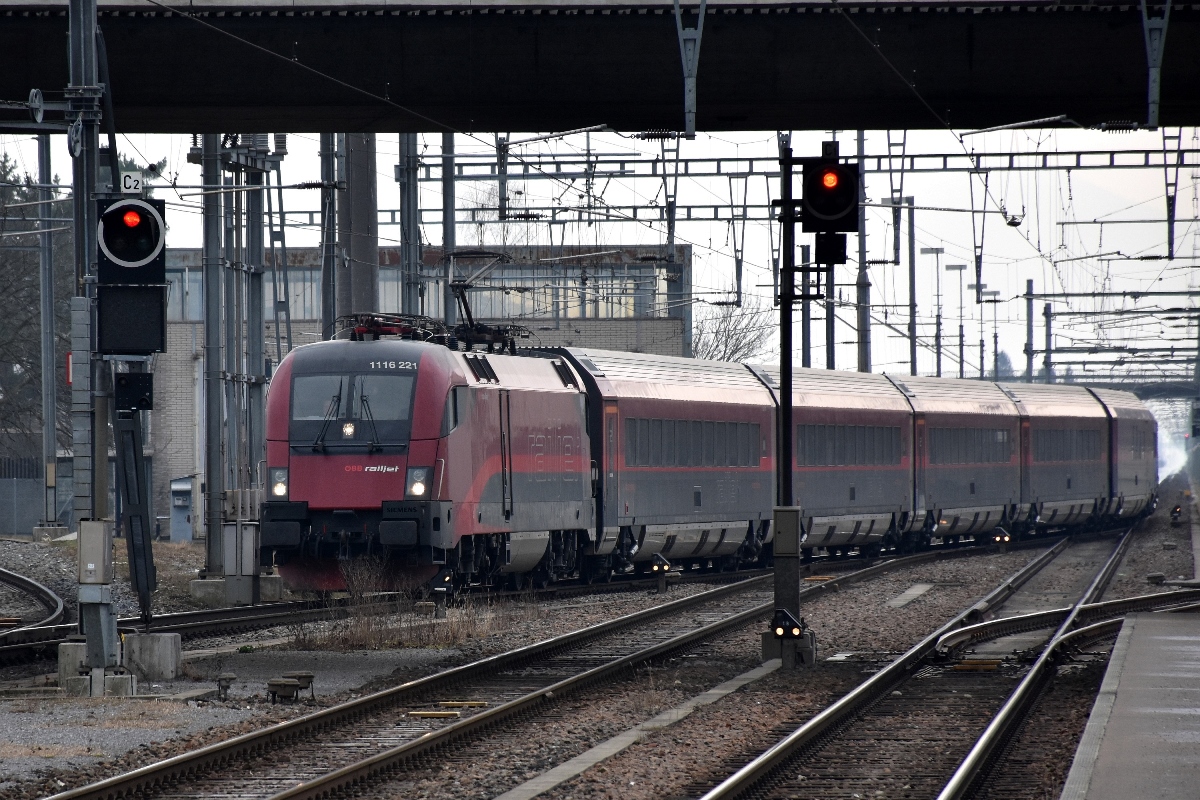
2,514 -> 1181,800
1105,470 -> 1195,599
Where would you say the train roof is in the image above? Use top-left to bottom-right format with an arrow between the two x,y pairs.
885,374 -> 1018,418
997,383 -> 1109,420
753,365 -> 912,412
460,350 -> 585,393
1087,387 -> 1157,422
554,348 -> 775,407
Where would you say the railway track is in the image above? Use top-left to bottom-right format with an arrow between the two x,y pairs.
0,527 -> 1048,669
0,565 -> 65,639
46,549 -> 967,800
0,566 -> 775,669
698,525 -> 1198,800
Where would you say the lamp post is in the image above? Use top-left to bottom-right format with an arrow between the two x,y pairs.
921,247 -> 944,376
947,265 -> 967,378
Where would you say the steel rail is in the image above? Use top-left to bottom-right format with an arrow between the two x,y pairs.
0,568 -> 775,662
48,550 -> 950,800
268,598 -> 775,800
1053,599 -> 1200,664
0,597 -> 361,666
935,526 -> 1136,800
698,537 -> 1071,800
936,588 -> 1200,655
44,574 -> 772,800
0,565 -> 64,637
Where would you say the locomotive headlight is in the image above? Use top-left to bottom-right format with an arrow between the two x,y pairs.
406,467 -> 431,499
270,468 -> 288,499
342,422 -> 356,438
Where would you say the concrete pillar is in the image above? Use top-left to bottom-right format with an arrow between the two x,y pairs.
57,641 -> 87,687
123,633 -> 181,681
338,133 -> 379,316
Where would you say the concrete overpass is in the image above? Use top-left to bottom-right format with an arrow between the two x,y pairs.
0,0 -> 1197,133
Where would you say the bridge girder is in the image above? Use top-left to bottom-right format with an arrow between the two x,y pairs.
1,1 -> 1198,134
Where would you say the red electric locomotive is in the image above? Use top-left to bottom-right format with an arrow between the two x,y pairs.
261,331 -> 593,591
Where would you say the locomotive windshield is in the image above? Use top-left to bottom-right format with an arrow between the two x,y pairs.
290,372 -> 416,449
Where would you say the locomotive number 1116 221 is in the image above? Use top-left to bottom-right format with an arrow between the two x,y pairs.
369,361 -> 417,370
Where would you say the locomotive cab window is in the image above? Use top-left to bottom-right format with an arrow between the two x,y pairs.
291,371 -> 416,448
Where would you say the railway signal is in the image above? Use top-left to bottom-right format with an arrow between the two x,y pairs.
802,160 -> 859,234
95,198 -> 167,355
771,608 -> 805,639
97,198 -> 166,285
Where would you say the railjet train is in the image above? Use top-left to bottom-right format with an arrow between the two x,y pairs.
259,321 -> 1158,590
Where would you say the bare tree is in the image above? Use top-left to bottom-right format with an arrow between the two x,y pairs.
690,293 -> 774,363
0,152 -> 74,460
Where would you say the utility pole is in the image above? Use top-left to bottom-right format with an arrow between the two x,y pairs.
800,245 -> 811,368
905,197 -> 916,376
921,247 -> 944,376
68,0 -> 100,528
245,140 -> 266,482
969,282 -> 987,379
856,129 -> 870,373
776,133 -> 796,508
982,291 -> 1001,378
1024,279 -> 1034,382
397,133 -> 419,315
202,134 -> 224,577
442,132 -> 456,325
947,264 -> 966,379
37,134 -> 59,530
318,134 -> 337,337
1044,302 -> 1054,383
825,264 -> 835,370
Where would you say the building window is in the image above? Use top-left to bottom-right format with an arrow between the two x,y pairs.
165,269 -> 203,321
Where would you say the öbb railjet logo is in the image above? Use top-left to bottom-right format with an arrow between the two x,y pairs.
344,465 -> 402,473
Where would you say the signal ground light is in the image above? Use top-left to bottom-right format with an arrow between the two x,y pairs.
992,527 -> 1013,552
652,553 -> 672,593
771,608 -> 805,639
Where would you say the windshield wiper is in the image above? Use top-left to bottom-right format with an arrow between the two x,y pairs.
359,394 -> 382,454
312,389 -> 342,452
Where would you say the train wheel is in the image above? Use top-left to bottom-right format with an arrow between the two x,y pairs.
581,555 -> 614,584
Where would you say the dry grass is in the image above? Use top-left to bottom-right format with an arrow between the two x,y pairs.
0,743 -> 94,759
290,557 -> 549,652
109,538 -> 209,609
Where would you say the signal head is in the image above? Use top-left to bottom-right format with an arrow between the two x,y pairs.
802,161 -> 860,234
97,199 -> 166,272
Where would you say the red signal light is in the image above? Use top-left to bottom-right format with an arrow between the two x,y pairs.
821,170 -> 839,190
122,210 -> 141,228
